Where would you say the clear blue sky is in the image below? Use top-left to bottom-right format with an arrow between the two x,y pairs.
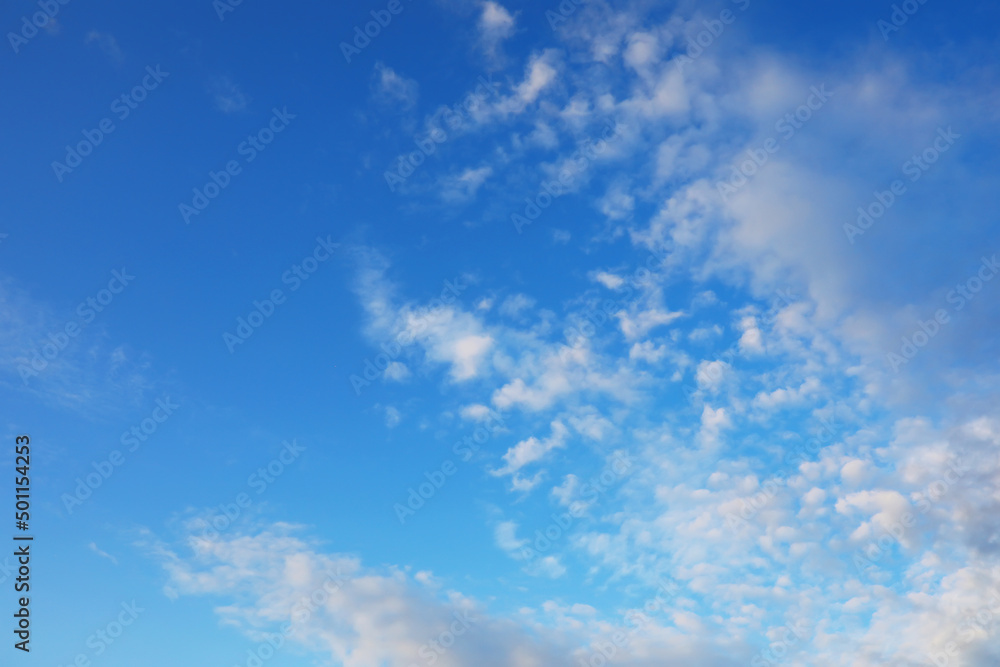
2,0 -> 1000,665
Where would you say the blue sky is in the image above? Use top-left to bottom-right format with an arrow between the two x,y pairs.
3,0 -> 1000,665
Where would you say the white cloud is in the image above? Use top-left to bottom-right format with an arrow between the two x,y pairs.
440,166 -> 492,202
840,459 -> 870,486
494,520 -> 526,552
698,405 -> 731,447
86,31 -> 122,63
209,76 -> 249,113
492,420 -> 568,477
372,63 -> 419,110
515,50 -> 559,105
623,31 -> 661,71
88,541 -> 118,565
527,555 -> 566,578
0,280 -> 159,415
567,409 -> 613,440
384,361 -> 411,382
143,524 -> 585,667
552,474 -> 581,507
460,403 -> 494,421
477,1 -> 516,64
351,250 -> 493,383
490,344 -> 638,413
329,17 -> 1000,663
499,293 -> 535,317
592,271 -> 625,289
598,181 -> 635,220
695,360 -> 730,392
629,340 -> 667,363
688,325 -> 723,343
751,377 -> 821,410
449,334 -> 494,379
615,306 -> 684,341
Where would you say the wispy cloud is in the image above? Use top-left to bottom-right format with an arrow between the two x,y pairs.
208,76 -> 249,113
86,30 -> 123,63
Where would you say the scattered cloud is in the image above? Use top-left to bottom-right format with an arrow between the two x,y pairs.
477,1 -> 516,65
371,62 -> 419,110
208,76 -> 249,113
86,31 -> 123,63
